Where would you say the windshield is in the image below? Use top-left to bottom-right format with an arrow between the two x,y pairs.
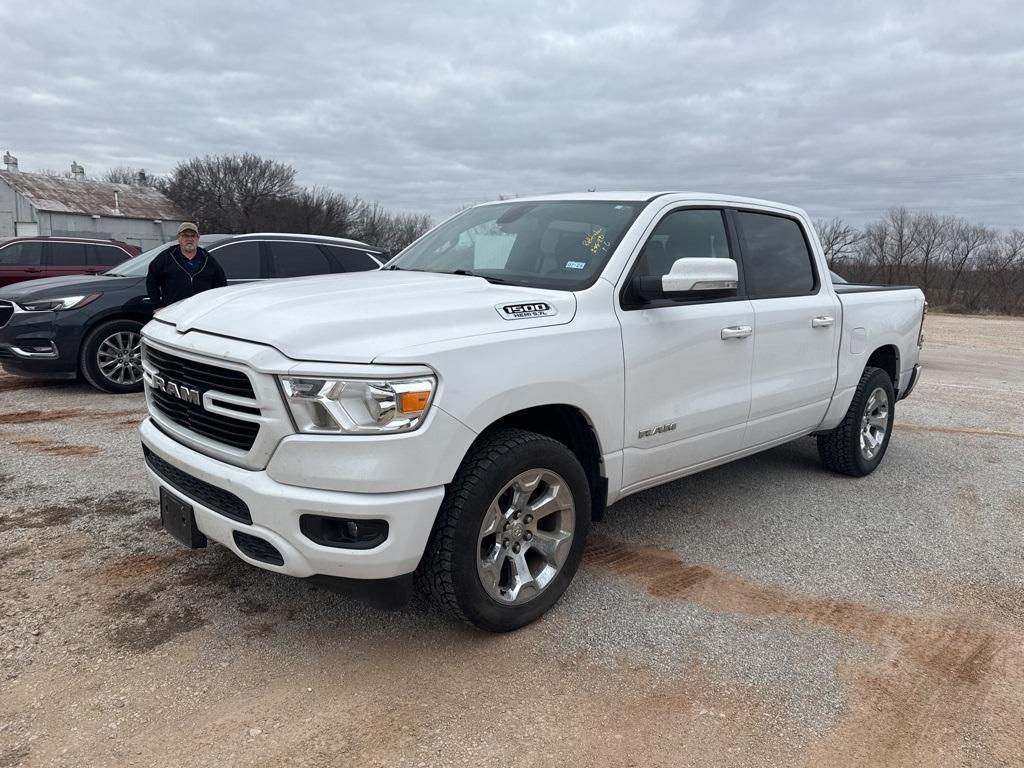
106,235 -> 226,277
389,200 -> 643,290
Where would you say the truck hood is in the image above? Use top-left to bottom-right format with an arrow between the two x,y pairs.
0,273 -> 142,301
156,270 -> 577,363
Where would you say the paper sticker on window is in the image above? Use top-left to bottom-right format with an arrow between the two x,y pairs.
565,261 -> 586,270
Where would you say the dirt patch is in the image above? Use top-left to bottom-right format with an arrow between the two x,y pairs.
0,746 -> 31,768
107,607 -> 209,653
92,553 -> 175,585
0,503 -> 79,532
896,423 -> 1024,439
586,534 -> 1020,767
0,543 -> 30,565
11,437 -> 100,457
0,408 -> 141,424
0,375 -> 69,393
0,492 -> 152,533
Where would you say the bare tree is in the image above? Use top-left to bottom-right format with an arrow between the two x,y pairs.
909,213 -> 950,297
101,166 -> 160,186
164,153 -> 297,232
813,217 -> 863,270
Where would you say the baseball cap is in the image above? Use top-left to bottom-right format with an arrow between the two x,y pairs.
177,222 -> 199,236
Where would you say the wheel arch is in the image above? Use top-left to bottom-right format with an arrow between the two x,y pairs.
865,344 -> 900,389
474,404 -> 608,521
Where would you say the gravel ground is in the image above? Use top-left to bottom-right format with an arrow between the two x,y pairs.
0,313 -> 1022,767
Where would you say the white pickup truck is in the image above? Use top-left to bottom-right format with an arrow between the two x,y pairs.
139,192 -> 925,631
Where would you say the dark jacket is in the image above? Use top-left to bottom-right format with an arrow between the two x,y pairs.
146,246 -> 227,308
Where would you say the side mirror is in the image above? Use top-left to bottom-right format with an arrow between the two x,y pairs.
634,257 -> 738,301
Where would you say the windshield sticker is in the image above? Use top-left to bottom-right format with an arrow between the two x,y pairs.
565,261 -> 586,270
496,302 -> 557,320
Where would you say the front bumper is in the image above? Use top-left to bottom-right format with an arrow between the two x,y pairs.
140,417 -> 445,580
0,301 -> 78,377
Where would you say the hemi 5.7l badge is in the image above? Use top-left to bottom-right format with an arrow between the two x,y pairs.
496,302 -> 557,320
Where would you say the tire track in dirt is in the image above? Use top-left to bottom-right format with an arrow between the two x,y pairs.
584,534 -> 1023,767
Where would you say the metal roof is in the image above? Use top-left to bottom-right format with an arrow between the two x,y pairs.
0,171 -> 188,220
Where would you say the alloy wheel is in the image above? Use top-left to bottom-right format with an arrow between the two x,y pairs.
476,468 -> 576,605
96,331 -> 143,386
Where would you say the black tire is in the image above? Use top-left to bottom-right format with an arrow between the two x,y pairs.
416,428 -> 591,632
79,319 -> 145,394
817,366 -> 895,477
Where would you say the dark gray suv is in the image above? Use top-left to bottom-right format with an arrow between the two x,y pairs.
0,233 -> 385,393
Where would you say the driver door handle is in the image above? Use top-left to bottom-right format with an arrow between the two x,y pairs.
721,325 -> 752,340
811,316 -> 835,328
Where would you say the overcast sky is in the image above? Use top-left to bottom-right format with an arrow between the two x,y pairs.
2,0 -> 1022,229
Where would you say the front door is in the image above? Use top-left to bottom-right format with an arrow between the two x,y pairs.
617,207 -> 755,491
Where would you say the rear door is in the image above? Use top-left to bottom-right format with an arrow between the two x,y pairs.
733,210 -> 841,448
617,207 -> 755,489
267,240 -> 334,278
45,241 -> 91,279
209,240 -> 266,284
0,241 -> 46,286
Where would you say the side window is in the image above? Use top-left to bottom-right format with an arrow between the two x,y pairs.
0,243 -> 42,265
49,242 -> 90,266
635,209 -> 732,279
211,241 -> 263,279
89,245 -> 129,266
736,212 -> 817,297
269,241 -> 332,278
327,246 -> 381,273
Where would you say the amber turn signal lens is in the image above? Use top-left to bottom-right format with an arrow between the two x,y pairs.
400,390 -> 430,413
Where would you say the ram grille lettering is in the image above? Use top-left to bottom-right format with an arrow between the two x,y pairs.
151,373 -> 202,406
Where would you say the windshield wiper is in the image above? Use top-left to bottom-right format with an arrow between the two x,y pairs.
450,269 -> 509,284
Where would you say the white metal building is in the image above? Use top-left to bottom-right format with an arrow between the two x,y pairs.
0,161 -> 188,251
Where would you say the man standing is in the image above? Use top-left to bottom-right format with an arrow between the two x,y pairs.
146,222 -> 227,308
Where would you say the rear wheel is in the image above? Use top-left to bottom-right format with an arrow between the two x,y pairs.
79,319 -> 144,394
416,428 -> 591,632
817,366 -> 895,476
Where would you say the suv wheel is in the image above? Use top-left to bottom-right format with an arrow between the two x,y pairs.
79,319 -> 145,394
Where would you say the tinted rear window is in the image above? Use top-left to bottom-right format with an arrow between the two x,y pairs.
736,212 -> 817,297
212,241 -> 263,279
269,241 -> 332,278
50,242 -> 90,266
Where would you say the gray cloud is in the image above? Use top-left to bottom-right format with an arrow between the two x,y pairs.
2,0 -> 1021,228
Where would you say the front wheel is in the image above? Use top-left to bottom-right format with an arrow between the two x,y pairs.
79,319 -> 145,394
416,428 -> 591,632
817,366 -> 895,476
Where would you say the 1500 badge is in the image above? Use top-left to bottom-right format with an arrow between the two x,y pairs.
496,302 -> 557,320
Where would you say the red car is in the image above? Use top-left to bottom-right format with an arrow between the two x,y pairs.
0,236 -> 142,288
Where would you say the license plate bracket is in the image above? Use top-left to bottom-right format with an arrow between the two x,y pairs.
160,487 -> 207,549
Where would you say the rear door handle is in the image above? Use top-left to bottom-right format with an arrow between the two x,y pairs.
721,325 -> 753,340
811,316 -> 835,328
24,267 -> 44,273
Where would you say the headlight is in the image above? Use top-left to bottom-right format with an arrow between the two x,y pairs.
19,294 -> 101,312
279,375 -> 436,434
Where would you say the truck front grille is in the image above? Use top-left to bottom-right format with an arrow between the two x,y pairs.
143,345 -> 260,451
145,345 -> 255,397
